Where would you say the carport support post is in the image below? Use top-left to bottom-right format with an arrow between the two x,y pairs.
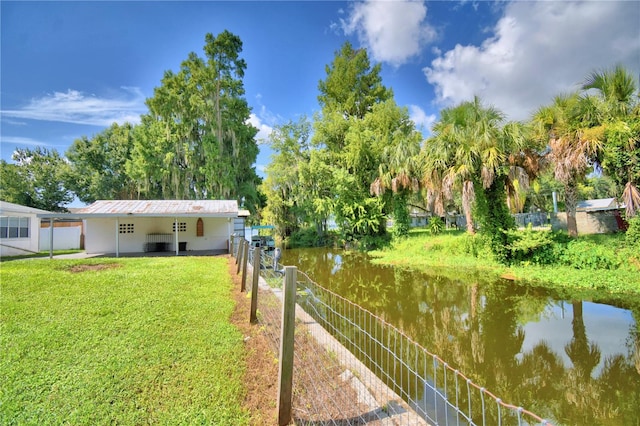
250,247 -> 261,323
49,218 -> 54,259
278,266 -> 296,426
174,217 -> 179,256
115,217 -> 120,258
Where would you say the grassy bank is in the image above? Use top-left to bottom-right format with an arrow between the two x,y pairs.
370,229 -> 640,296
1,256 -> 249,425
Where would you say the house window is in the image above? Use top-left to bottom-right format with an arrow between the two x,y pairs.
119,223 -> 134,234
0,216 -> 29,239
173,222 -> 187,232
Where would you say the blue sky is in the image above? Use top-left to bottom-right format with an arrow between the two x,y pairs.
2,1 -> 639,183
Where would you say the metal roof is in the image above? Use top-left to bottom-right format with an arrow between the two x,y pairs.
576,198 -> 618,211
38,200 -> 239,218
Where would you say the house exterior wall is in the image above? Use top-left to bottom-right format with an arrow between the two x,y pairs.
0,211 -> 40,256
84,216 -> 230,254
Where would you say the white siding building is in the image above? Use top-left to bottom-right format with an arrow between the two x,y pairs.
39,199 -> 242,256
0,201 -> 51,257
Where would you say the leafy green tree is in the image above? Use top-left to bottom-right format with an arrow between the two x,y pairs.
0,148 -> 73,211
128,31 -> 260,206
66,122 -> 138,203
369,100 -> 423,238
312,42 -> 395,246
261,117 -> 312,238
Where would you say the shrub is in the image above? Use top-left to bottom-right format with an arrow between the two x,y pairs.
560,240 -> 621,270
625,216 -> 640,248
505,227 -> 560,265
462,233 -> 487,258
427,216 -> 444,235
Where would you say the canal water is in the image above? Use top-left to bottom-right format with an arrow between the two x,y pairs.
281,247 -> 640,425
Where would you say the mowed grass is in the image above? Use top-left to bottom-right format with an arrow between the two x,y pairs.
0,256 -> 249,425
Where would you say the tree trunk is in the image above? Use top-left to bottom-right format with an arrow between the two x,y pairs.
565,181 -> 578,237
462,180 -> 476,234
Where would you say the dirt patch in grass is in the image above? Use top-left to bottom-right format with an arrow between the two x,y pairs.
66,263 -> 122,273
228,257 -> 279,426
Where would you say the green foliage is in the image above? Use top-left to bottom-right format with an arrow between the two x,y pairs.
0,257 -> 249,424
559,239 -> 621,270
66,122 -> 138,203
505,227 -> 567,265
287,227 -> 337,249
427,216 -> 444,235
128,31 -> 260,205
475,177 -> 516,264
370,229 -> 640,294
391,193 -> 411,238
261,117 -> 314,238
0,148 -> 73,211
624,215 -> 640,248
309,42 -> 404,246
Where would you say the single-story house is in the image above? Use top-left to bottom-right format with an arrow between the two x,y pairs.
552,198 -> 626,234
38,199 -> 246,256
0,200 -> 52,257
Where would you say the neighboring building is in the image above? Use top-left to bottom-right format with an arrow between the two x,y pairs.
39,199 -> 242,256
552,198 -> 626,234
0,200 -> 51,257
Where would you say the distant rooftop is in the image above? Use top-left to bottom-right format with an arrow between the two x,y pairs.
576,198 -> 618,211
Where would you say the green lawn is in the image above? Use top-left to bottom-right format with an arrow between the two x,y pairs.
1,256 -> 249,425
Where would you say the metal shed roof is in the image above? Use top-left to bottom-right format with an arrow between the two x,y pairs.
576,198 -> 618,212
38,200 -> 239,218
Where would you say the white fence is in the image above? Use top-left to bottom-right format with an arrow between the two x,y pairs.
39,226 -> 82,251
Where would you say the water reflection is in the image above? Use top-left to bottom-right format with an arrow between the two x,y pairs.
282,247 -> 640,425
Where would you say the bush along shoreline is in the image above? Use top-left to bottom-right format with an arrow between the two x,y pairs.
369,217 -> 640,297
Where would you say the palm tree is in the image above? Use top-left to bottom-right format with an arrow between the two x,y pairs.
532,93 -> 603,237
582,65 -> 640,217
423,97 -> 505,234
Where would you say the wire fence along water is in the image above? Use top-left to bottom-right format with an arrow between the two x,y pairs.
231,237 -> 552,426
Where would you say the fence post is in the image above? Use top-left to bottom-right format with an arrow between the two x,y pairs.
278,266 -> 296,426
237,240 -> 245,274
241,242 -> 249,292
229,236 -> 234,259
250,247 -> 261,323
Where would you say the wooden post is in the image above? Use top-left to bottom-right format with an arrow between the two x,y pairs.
250,247 -> 261,323
240,241 -> 249,292
278,266 -> 296,426
237,240 -> 245,274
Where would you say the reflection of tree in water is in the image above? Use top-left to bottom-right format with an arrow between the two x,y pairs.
284,248 -> 640,424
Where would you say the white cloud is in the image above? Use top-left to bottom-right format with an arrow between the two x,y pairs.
424,1 -> 640,121
408,105 -> 436,134
247,113 -> 273,144
1,87 -> 146,126
341,0 -> 436,66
